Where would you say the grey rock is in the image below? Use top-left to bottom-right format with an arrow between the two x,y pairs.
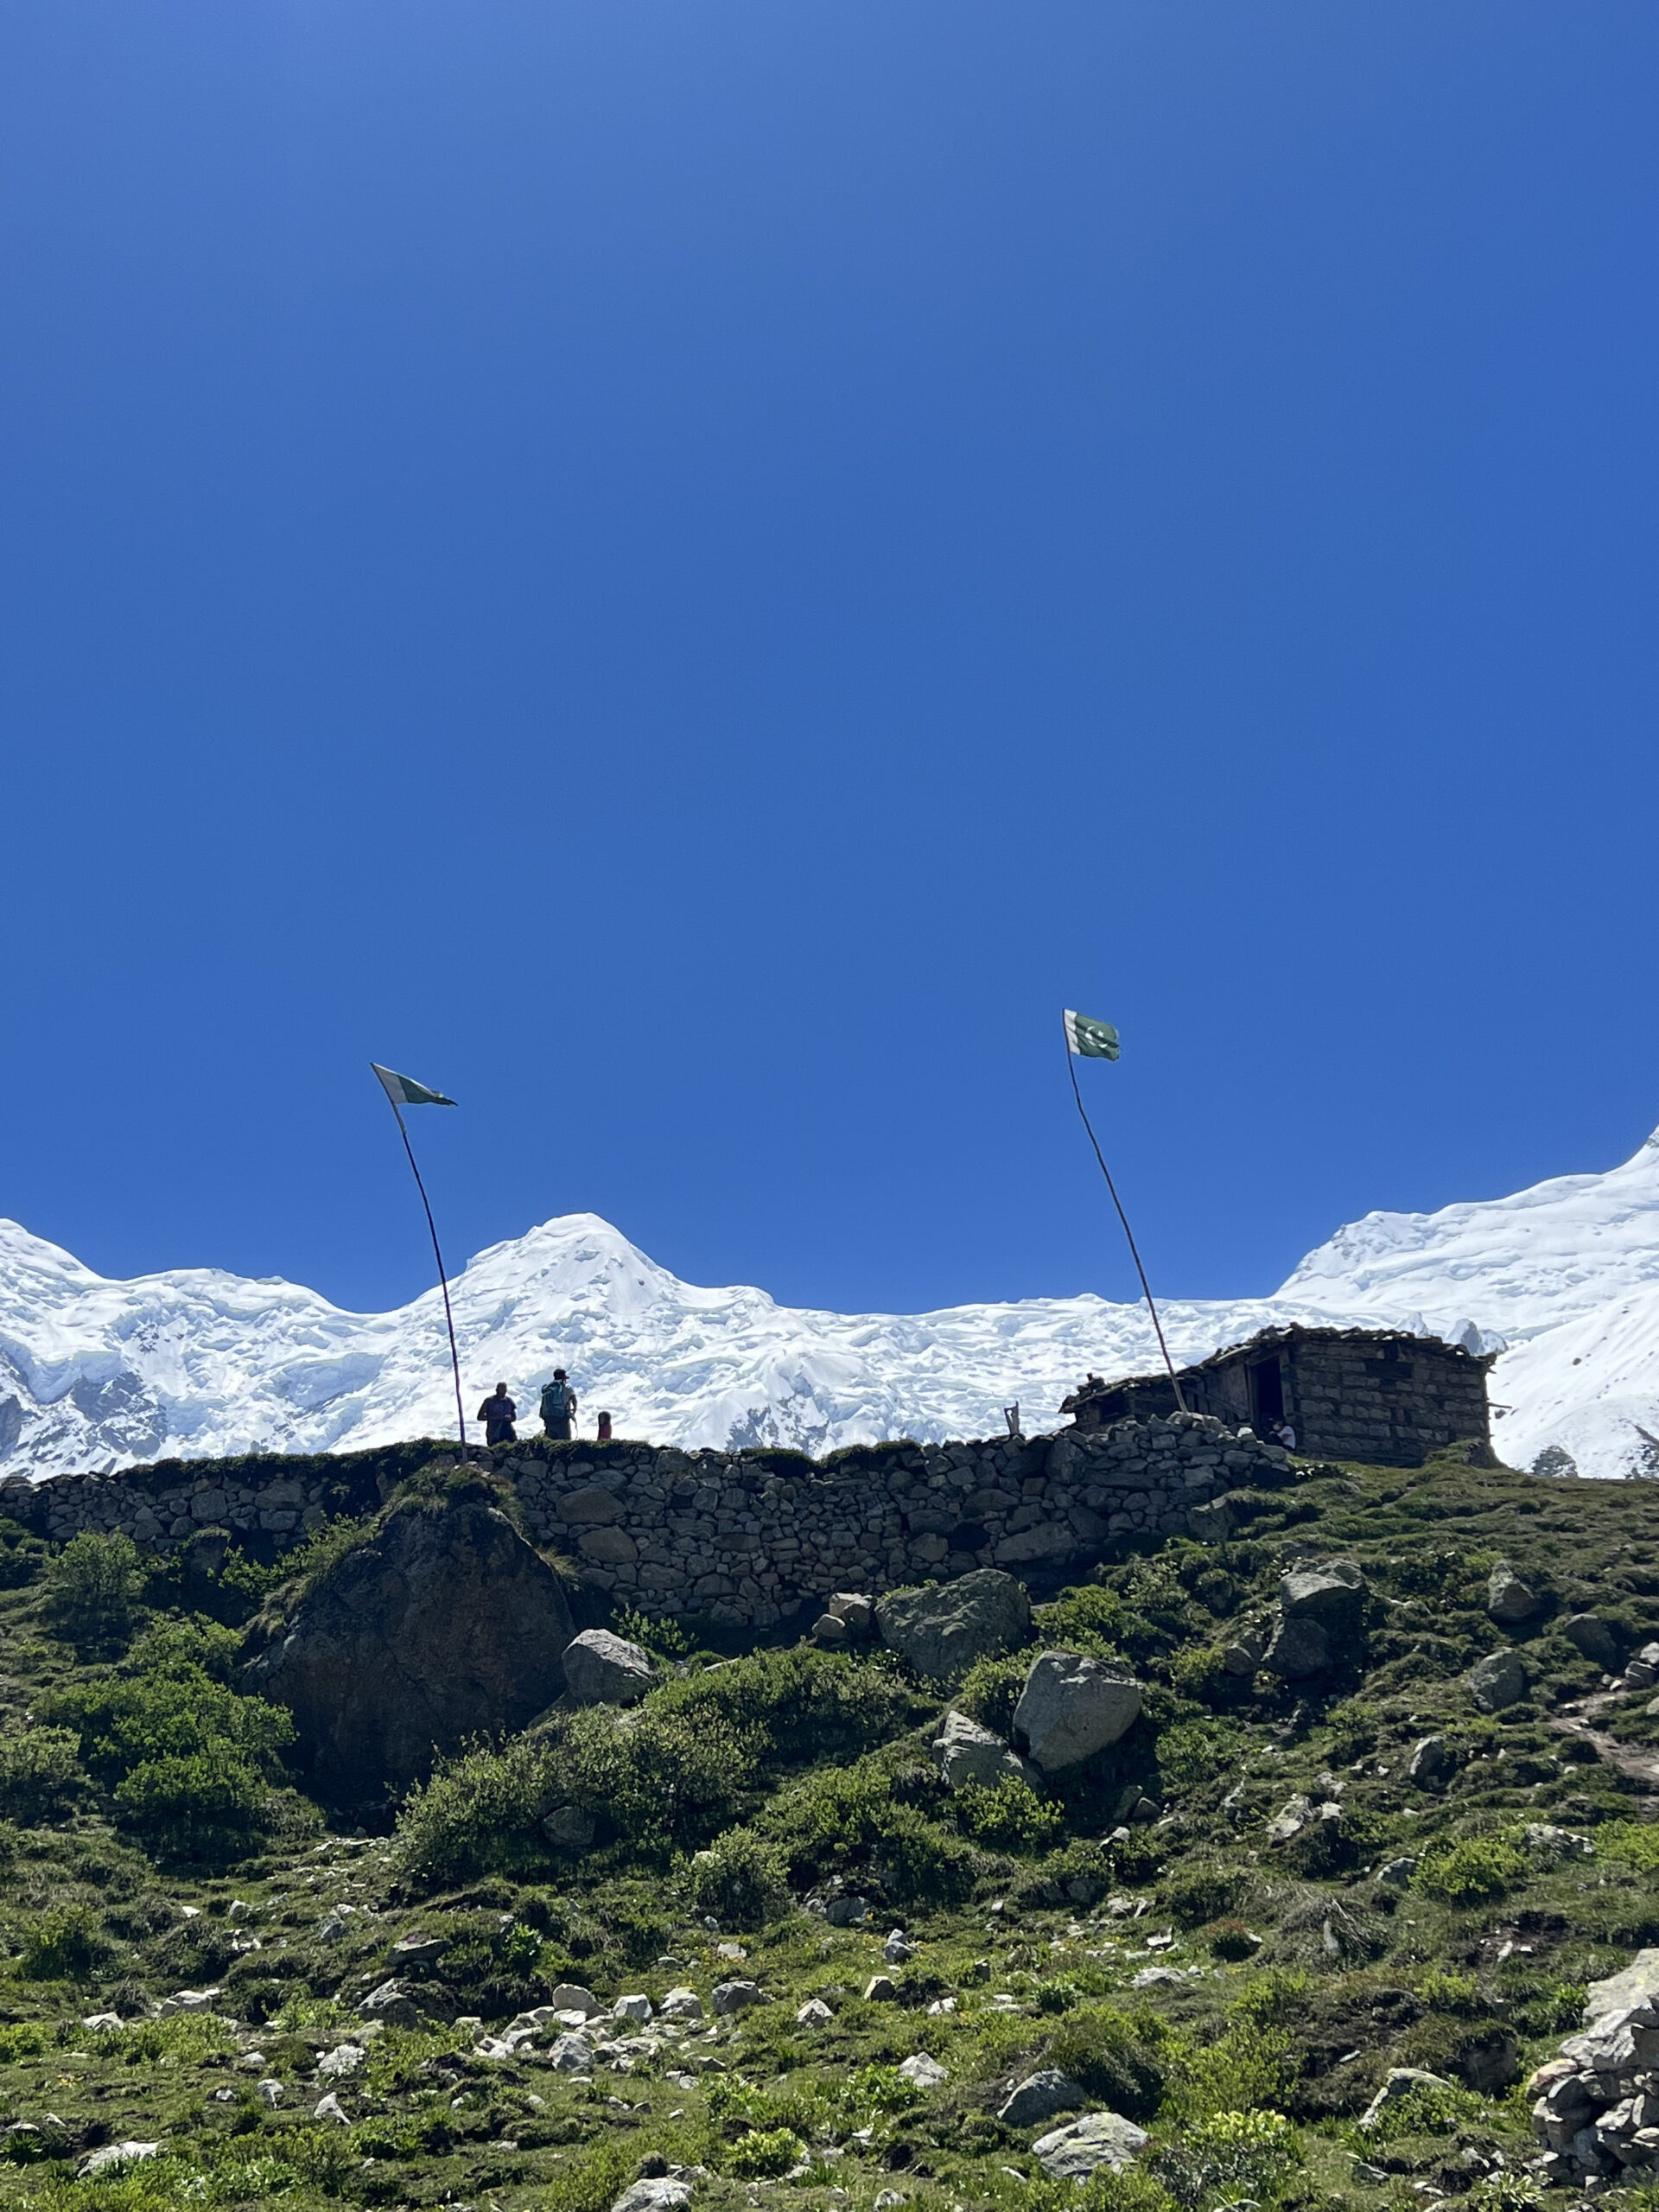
811,1614 -> 849,1646
1360,2069 -> 1457,2129
1013,1652 -> 1142,1771
1564,1614 -> 1624,1671
549,2032 -> 595,2073
899,2053 -> 949,2088
548,1982 -> 604,2018
1278,1560 -> 1365,1622
257,2079 -> 283,2108
1524,1824 -> 1592,1860
1265,1794 -> 1314,1844
1262,1613 -> 1330,1679
1221,1624 -> 1267,1677
827,1592 -> 875,1637
999,2069 -> 1088,2126
612,2183 -> 693,2212
876,1569 -> 1031,1681
1408,1735 -> 1459,1791
317,2043 -> 365,2080
1376,1856 -> 1419,1889
659,1986 -> 702,2020
613,1993 -> 653,2025
563,1629 -> 658,1707
1466,1649 -> 1529,1713
1586,1949 -> 1659,2024
314,2093 -> 351,2126
711,1979 -> 763,2016
241,1497 -> 575,1802
543,1804 -> 598,1849
864,1974 -> 899,2002
932,1709 -> 1037,1791
1487,1560 -> 1540,1625
796,1998 -> 834,2025
1032,2112 -> 1150,2179
359,1978 -> 423,2030
556,1485 -> 626,1525
391,1933 -> 448,1966
78,2144 -> 159,2179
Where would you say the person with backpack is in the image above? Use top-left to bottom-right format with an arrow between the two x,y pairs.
540,1370 -> 577,1440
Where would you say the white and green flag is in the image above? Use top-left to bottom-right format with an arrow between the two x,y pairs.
372,1064 -> 456,1109
1062,1009 -> 1120,1061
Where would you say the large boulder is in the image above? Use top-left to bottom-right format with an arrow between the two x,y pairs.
1466,1649 -> 1529,1713
1487,1560 -> 1540,1626
932,1710 -> 1036,1791
1408,1735 -> 1459,1792
1013,1652 -> 1142,1772
1262,1614 -> 1329,1680
243,1497 -> 575,1802
876,1569 -> 1030,1681
1032,2113 -> 1148,2179
1563,1613 -> 1624,1671
1000,2070 -> 1087,2126
562,1630 -> 656,1707
1279,1560 -> 1366,1624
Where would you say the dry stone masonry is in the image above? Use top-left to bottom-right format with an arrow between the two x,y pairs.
0,1411 -> 1288,1630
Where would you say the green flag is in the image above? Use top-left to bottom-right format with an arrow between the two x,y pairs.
1063,1009 -> 1120,1061
372,1063 -> 456,1109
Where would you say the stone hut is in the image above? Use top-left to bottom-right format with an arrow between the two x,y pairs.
1061,1324 -> 1493,1469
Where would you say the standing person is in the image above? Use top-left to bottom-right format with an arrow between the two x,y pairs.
477,1383 -> 518,1446
540,1369 -> 577,1441
596,1410 -> 613,1443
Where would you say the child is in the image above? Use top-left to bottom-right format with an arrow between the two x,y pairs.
596,1410 -> 613,1442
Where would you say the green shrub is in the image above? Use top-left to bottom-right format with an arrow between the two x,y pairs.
1356,2076 -> 1484,2146
658,1648 -> 918,1766
614,1605 -> 694,1661
1228,1967 -> 1312,2028
1157,1719 -> 1235,1797
563,1703 -> 760,1848
1158,1859 -> 1249,1929
1154,2108 -> 1299,2209
953,1777 -> 1064,1852
41,1531 -> 145,1649
760,1761 -> 975,1904
1594,1820 -> 1659,1873
957,1653 -> 1029,1738
1044,2006 -> 1168,2122
690,1827 -> 791,1928
1036,1585 -> 1128,1655
19,1903 -> 107,1980
1167,2023 -> 1294,2122
0,1726 -> 87,1824
726,2128 -> 804,2178
1414,1833 -> 1527,1906
396,1734 -> 560,1886
42,1618 -> 295,1863
1206,1919 -> 1257,1962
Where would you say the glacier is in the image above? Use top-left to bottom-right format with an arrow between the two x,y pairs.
2,1122 -> 1657,1481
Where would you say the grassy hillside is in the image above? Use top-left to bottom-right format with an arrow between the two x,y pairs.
0,1452 -> 1657,2212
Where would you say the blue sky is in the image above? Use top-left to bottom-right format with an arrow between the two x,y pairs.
3,3 -> 1656,1319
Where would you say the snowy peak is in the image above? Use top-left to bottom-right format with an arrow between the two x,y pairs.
3,1122 -> 1658,1480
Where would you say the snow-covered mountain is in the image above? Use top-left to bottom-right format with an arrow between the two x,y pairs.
2,1123 -> 1656,1481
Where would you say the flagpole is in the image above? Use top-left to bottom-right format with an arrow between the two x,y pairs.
1065,1036 -> 1189,1414
383,1095 -> 468,1451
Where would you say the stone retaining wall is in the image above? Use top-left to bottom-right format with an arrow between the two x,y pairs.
0,1414 -> 1288,1629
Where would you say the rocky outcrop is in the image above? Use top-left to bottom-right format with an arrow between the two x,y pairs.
1000,2071 -> 1086,2126
1261,1559 -> 1367,1679
561,1630 -> 656,1707
877,1570 -> 1031,1681
1014,1652 -> 1142,1771
1563,1613 -> 1623,1670
243,1499 -> 574,1802
1529,1950 -> 1659,2183
1408,1735 -> 1458,1791
932,1710 -> 1035,1790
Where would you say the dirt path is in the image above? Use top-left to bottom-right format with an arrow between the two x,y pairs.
1549,1691 -> 1659,1797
